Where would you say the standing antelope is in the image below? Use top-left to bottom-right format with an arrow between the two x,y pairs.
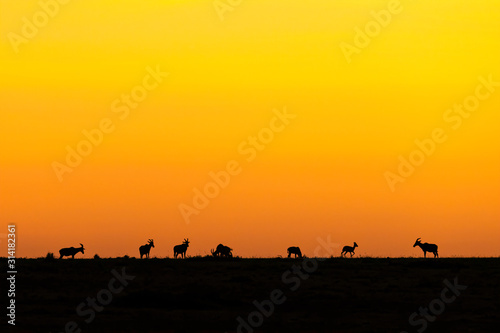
211,244 -> 233,257
287,246 -> 302,258
341,242 -> 358,257
59,243 -> 85,259
139,239 -> 155,259
174,238 -> 190,258
413,238 -> 438,258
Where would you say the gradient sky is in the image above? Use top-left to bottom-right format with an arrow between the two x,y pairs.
1,0 -> 499,258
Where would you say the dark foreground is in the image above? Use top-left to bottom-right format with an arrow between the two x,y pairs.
4,257 -> 500,332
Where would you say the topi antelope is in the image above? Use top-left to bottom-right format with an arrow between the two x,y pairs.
139,239 -> 155,259
287,246 -> 302,258
413,238 -> 438,258
59,243 -> 85,259
174,238 -> 190,258
341,242 -> 358,257
211,244 -> 233,258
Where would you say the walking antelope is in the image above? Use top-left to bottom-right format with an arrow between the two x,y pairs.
413,238 -> 438,258
139,239 -> 155,259
211,244 -> 232,257
341,242 -> 358,257
59,243 -> 85,259
174,238 -> 190,258
287,246 -> 302,258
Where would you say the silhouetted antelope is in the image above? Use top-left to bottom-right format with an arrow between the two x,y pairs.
139,239 -> 155,259
341,242 -> 358,257
59,243 -> 84,259
287,246 -> 302,258
211,244 -> 232,257
413,238 -> 438,258
174,238 -> 190,258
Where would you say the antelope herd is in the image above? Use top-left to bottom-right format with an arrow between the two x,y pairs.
57,238 -> 440,259
211,244 -> 233,257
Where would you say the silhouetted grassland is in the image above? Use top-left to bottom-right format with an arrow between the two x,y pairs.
5,258 -> 500,332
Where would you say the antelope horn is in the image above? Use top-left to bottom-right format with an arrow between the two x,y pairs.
416,238 -> 421,241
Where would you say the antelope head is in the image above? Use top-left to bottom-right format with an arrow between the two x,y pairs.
80,243 -> 85,253
353,242 -> 358,248
413,238 -> 422,247
149,239 -> 155,247
211,249 -> 217,257
183,238 -> 190,246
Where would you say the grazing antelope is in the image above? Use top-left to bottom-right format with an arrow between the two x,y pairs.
173,238 -> 190,258
341,242 -> 358,257
211,244 -> 233,258
59,243 -> 85,259
287,246 -> 302,258
413,238 -> 438,258
139,239 -> 155,259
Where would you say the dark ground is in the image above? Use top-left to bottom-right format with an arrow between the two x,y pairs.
3,257 -> 500,332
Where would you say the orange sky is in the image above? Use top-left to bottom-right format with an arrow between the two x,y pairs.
1,0 -> 499,258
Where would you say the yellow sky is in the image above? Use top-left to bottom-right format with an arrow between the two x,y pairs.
1,0 -> 499,258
